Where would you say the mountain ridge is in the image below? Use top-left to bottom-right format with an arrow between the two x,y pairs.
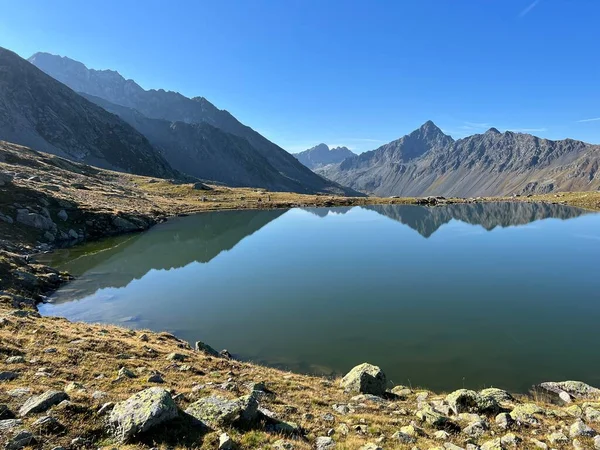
0,47 -> 176,178
317,121 -> 600,197
29,52 -> 359,196
293,143 -> 356,169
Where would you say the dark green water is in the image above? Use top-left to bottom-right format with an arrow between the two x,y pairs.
38,202 -> 600,392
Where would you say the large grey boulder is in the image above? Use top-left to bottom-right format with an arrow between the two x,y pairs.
195,341 -> 220,357
19,390 -> 68,416
16,209 -> 57,232
185,393 -> 258,429
446,389 -> 499,415
108,387 -> 178,442
340,363 -> 387,396
533,381 -> 600,405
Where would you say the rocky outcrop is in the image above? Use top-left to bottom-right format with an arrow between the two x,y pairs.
340,363 -> 387,396
108,387 -> 178,442
184,393 -> 259,428
532,381 -> 600,405
19,390 -> 68,416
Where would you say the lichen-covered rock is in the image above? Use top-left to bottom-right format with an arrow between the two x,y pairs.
185,393 -> 258,428
273,440 -> 295,450
416,404 -> 451,428
480,388 -> 514,403
480,438 -> 504,450
547,431 -> 569,445
166,352 -> 187,362
0,419 -> 22,431
400,422 -> 426,437
495,412 -> 513,429
463,420 -> 488,438
500,432 -> 522,447
359,444 -> 382,450
446,389 -> 499,415
569,418 -> 597,438
594,435 -> 600,450
390,431 -> 416,444
108,387 -> 178,442
533,381 -> 600,405
316,436 -> 335,450
509,403 -> 544,424
195,341 -> 220,357
32,415 -> 64,433
340,363 -> 387,396
19,390 -> 68,416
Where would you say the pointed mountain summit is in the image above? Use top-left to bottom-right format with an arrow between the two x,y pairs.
28,52 -> 360,196
293,144 -> 356,170
316,121 -> 600,197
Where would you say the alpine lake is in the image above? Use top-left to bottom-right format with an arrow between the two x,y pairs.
38,202 -> 600,393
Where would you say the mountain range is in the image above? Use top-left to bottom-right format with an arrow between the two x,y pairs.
317,121 -> 600,197
0,47 -> 175,179
27,52 -> 358,195
293,143 -> 356,169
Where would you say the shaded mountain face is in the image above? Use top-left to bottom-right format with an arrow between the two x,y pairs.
29,52 -> 360,196
293,144 -> 356,169
317,121 -> 600,197
0,47 -> 175,178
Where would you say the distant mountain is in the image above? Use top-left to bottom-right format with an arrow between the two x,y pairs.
0,47 -> 175,178
317,121 -> 600,197
29,52 -> 359,196
293,144 -> 356,169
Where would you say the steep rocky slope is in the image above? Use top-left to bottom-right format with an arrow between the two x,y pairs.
29,52 -> 358,195
318,121 -> 600,197
0,48 -> 175,179
294,143 -> 356,169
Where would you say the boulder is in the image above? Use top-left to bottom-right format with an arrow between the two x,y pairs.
495,412 -> 513,429
463,420 -> 488,438
547,431 -> 569,445
315,436 -> 335,450
185,393 -> 258,428
5,430 -> 35,450
509,403 -> 543,425
195,341 -> 220,357
390,431 -> 416,444
19,390 -> 68,416
166,352 -> 187,362
340,363 -> 387,396
480,388 -> 514,403
0,419 -> 22,431
108,387 -> 178,442
480,438 -> 504,450
16,209 -> 57,232
0,371 -> 18,381
416,404 -> 451,428
533,381 -> 600,405
569,418 -> 597,438
446,389 -> 499,415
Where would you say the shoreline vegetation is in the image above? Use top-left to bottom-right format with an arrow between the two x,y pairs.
2,142 -> 600,449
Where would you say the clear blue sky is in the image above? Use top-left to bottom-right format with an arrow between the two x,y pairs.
1,0 -> 599,153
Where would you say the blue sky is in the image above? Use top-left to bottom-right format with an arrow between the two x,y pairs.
1,0 -> 599,153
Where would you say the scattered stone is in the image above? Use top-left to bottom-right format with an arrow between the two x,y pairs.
444,444 -> 465,450
185,393 -> 258,428
416,405 -> 451,428
495,412 -> 513,429
7,388 -> 30,397
0,419 -> 22,431
44,347 -> 57,353
529,438 -> 548,449
108,387 -> 178,442
5,356 -> 25,364
463,420 -> 488,438
594,435 -> 600,449
147,373 -> 164,383
391,431 -> 416,444
271,420 -> 301,435
16,209 -> 56,231
434,430 -> 450,440
0,404 -> 14,420
480,438 -> 503,450
340,363 -> 387,396
64,381 -> 85,393
19,390 -> 68,416
458,412 -> 483,423
195,340 -> 220,356
500,432 -> 521,447
5,430 -> 35,450
32,415 -> 64,433
166,352 -> 187,362
98,402 -> 114,415
509,403 -> 543,425
118,367 -> 136,379
273,440 -> 295,450
401,422 -> 426,437
139,333 -> 149,342
316,436 -> 335,450
322,412 -> 335,422
360,444 -> 383,450
333,404 -> 350,415
569,418 -> 597,437
0,371 -> 19,381
446,389 -> 499,415
391,385 -> 412,396
219,432 -> 235,450
547,431 -> 569,445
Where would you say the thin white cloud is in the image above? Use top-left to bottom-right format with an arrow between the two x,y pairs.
464,122 -> 491,129
511,127 -> 547,132
577,117 -> 600,123
518,0 -> 541,18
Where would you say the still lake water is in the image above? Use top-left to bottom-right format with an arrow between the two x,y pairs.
39,202 -> 600,393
